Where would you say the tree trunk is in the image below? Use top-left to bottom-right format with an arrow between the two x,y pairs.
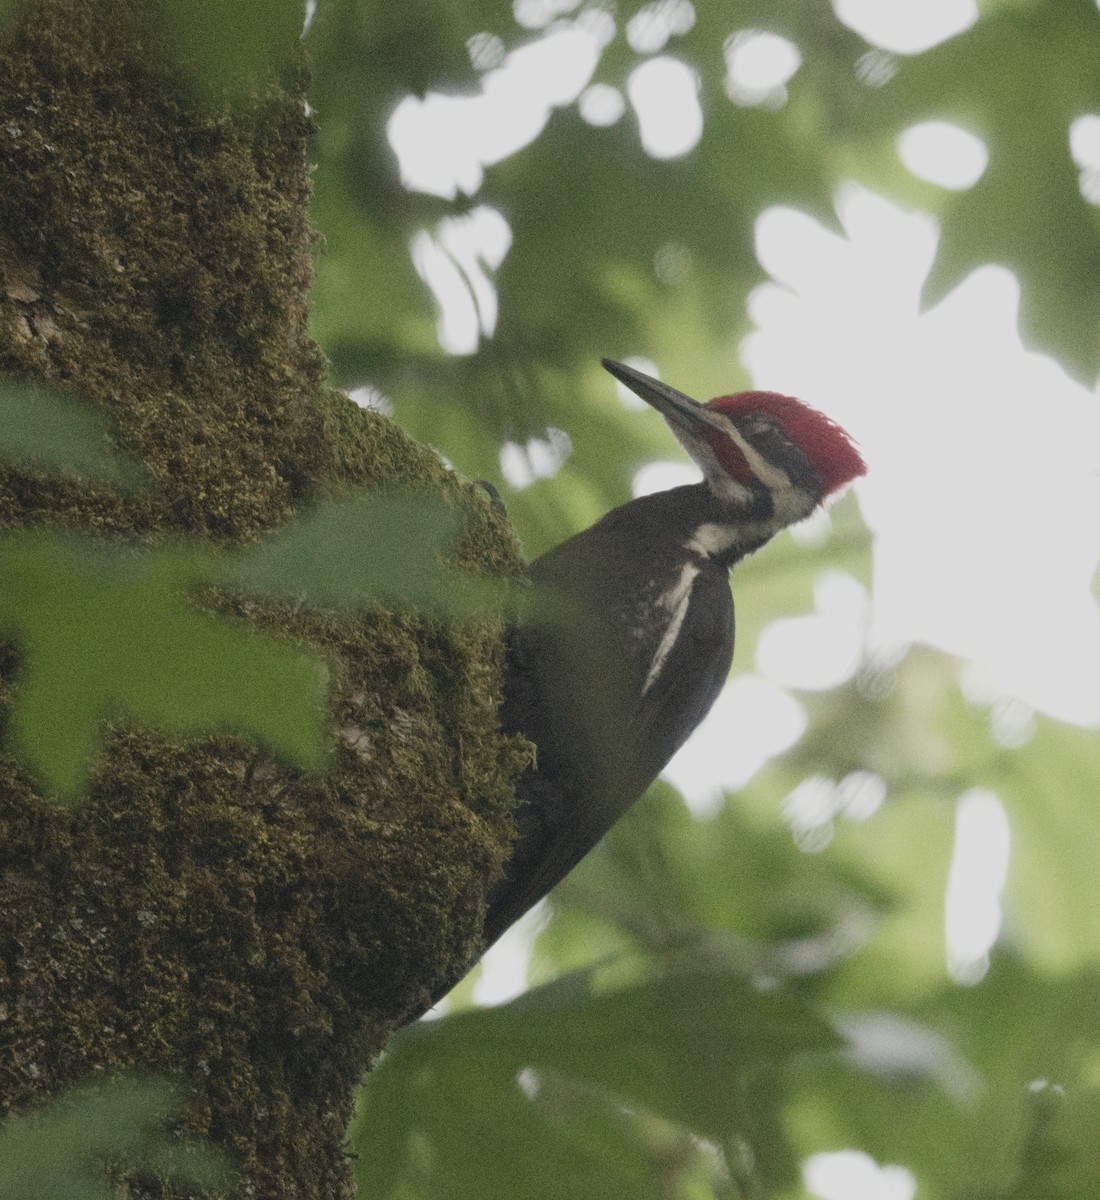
0,2 -> 523,1194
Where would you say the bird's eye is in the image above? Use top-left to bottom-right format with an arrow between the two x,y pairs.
741,414 -> 792,453
743,414 -> 783,438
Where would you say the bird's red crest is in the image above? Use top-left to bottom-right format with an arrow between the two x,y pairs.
707,390 -> 866,496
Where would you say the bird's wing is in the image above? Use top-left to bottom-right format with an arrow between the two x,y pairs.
627,564 -> 734,791
483,565 -> 733,949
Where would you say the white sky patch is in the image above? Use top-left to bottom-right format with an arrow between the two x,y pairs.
579,82 -> 626,126
1070,114 -> 1100,167
500,427 -> 573,488
467,31 -> 507,70
471,900 -> 551,1004
388,24 -> 604,198
514,0 -> 582,30
411,232 -> 479,353
832,0 -> 978,54
782,771 -> 887,852
744,184 -> 1100,726
347,384 -> 393,416
1070,113 -> 1100,204
783,775 -> 836,839
724,30 -> 801,107
855,48 -> 899,88
945,788 -> 1011,984
756,570 -> 868,690
959,662 -> 1038,749
632,459 -> 702,498
897,120 -> 988,189
626,0 -> 696,54
627,57 -> 704,158
611,356 -> 663,410
661,675 -> 805,814
411,206 -> 512,354
838,1011 -> 982,1100
804,1150 -> 916,1200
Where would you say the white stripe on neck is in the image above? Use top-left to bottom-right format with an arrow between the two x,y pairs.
642,562 -> 699,695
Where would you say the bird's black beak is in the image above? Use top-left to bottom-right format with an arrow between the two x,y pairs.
601,358 -> 715,438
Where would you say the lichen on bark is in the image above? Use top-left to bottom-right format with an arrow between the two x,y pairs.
0,2 -> 526,1196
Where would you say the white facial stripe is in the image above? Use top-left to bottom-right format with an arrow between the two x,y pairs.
642,562 -> 699,696
672,428 -> 754,506
723,422 -> 791,491
672,410 -> 793,499
669,407 -> 820,545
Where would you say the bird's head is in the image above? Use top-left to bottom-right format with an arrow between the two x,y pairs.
603,359 -> 865,528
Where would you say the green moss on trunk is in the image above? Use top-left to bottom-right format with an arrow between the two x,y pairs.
0,2 -> 525,1195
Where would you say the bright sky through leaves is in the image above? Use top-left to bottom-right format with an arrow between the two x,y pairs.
378,2 -> 1100,1194
386,0 -> 1100,867
746,185 -> 1100,728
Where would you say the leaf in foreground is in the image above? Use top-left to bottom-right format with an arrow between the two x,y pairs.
0,533 -> 328,798
157,0 -> 305,98
0,1076 -> 226,1199
354,968 -> 839,1199
227,492 -> 500,614
0,381 -> 144,487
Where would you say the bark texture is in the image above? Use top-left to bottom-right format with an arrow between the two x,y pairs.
0,3 -> 525,1195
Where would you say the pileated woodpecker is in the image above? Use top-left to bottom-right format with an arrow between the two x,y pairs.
420,360 -> 864,1014
484,360 -> 865,945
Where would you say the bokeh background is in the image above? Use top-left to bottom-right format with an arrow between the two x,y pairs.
302,1 -> 1100,1196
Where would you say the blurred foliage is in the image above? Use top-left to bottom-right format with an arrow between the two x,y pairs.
4,0 -> 1100,1195
363,652 -> 1100,1199
0,1075 -> 227,1199
155,0 -> 305,97
871,0 -> 1100,379
0,384 -> 493,798
307,0 -> 1100,570
0,382 -> 146,488
297,0 -> 1100,1197
354,968 -> 839,1199
226,491 -> 505,614
0,531 -> 329,797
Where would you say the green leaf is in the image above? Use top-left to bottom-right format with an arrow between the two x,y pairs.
786,962 -> 1100,1199
1003,1082 -> 1100,1199
225,492 -> 503,614
156,0 -> 305,97
543,777 -> 896,976
0,1076 -> 226,1199
355,969 -> 839,1198
0,382 -> 145,486
995,718 -> 1100,971
0,533 -> 328,798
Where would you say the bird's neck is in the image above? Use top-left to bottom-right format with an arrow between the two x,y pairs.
642,482 -> 787,569
530,482 -> 803,594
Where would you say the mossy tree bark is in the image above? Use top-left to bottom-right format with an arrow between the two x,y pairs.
0,2 -> 524,1195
